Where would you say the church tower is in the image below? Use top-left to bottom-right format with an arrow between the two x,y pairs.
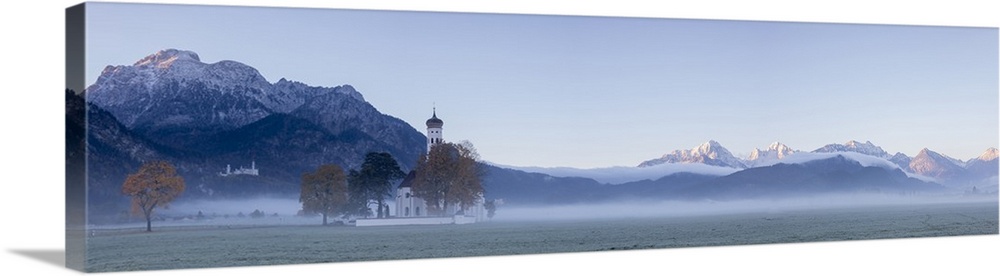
426,108 -> 444,153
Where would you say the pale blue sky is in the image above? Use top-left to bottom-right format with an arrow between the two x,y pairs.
85,2 -> 998,168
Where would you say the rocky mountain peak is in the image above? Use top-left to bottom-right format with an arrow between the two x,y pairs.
134,49 -> 202,68
639,140 -> 746,169
977,147 -> 998,161
745,142 -> 797,167
910,148 -> 965,179
813,140 -> 889,159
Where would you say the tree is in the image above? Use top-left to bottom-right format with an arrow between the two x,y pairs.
346,169 -> 374,218
484,199 -> 500,219
355,152 -> 406,218
447,141 -> 485,212
300,164 -> 349,225
411,141 -> 485,216
249,209 -> 265,219
121,160 -> 186,232
411,149 -> 451,216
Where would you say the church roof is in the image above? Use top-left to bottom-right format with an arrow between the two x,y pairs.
425,109 -> 443,128
398,170 -> 418,188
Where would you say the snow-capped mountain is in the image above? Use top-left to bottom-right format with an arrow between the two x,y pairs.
909,148 -> 966,179
498,162 -> 739,185
745,142 -> 797,167
968,147 -> 999,163
681,154 -> 940,200
638,140 -> 747,169
78,49 -> 429,205
965,148 -> 999,179
888,152 -> 912,172
89,50 -> 271,125
812,140 -> 890,159
85,49 -> 362,147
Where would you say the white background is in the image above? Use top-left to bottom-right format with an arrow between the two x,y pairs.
1,0 -> 997,275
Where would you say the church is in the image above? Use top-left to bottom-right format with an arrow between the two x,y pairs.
394,109 -> 486,222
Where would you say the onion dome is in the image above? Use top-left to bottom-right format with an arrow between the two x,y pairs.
426,108 -> 443,128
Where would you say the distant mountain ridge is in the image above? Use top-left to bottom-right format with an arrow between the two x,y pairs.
909,148 -> 967,179
638,140 -> 747,169
746,142 -> 797,167
86,49 -> 370,147
966,148 -> 999,181
678,155 -> 940,200
77,49 -> 428,217
485,153 -> 944,204
813,140 -> 890,159
973,148 -> 999,162
635,140 -> 997,187
889,153 -> 912,171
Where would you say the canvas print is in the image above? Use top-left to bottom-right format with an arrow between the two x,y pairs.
65,2 -> 999,272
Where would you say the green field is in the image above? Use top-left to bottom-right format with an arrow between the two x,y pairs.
85,201 -> 998,272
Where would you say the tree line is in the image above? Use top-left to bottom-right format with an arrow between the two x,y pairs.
300,141 -> 486,225
120,142 -> 487,230
299,151 -> 405,225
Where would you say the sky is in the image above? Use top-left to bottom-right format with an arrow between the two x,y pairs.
84,2 -> 998,168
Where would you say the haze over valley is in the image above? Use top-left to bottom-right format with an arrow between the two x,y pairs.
70,49 -> 998,225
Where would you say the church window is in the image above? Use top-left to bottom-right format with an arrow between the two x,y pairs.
405,207 -> 410,216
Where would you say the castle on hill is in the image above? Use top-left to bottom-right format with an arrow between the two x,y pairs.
219,161 -> 259,176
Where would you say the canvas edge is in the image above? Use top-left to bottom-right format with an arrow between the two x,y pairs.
65,2 -> 87,272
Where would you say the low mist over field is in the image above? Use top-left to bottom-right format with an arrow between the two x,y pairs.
494,194 -> 998,221
162,196 -> 303,217
142,192 -> 997,227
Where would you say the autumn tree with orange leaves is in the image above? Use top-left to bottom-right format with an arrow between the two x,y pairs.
300,164 -> 349,225
122,161 -> 186,232
411,141 -> 484,216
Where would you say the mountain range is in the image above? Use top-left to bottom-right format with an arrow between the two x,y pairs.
746,142 -> 797,167
636,140 -> 997,186
638,140 -> 747,169
71,49 -> 996,220
73,49 -> 427,218
487,152 -> 944,205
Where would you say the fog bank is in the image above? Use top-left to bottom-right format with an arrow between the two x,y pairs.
163,197 -> 304,217
491,193 -> 998,222
105,193 -> 996,228
758,152 -> 937,182
495,162 -> 739,184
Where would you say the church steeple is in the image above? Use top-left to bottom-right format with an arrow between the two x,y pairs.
426,107 -> 444,128
426,108 -> 443,152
